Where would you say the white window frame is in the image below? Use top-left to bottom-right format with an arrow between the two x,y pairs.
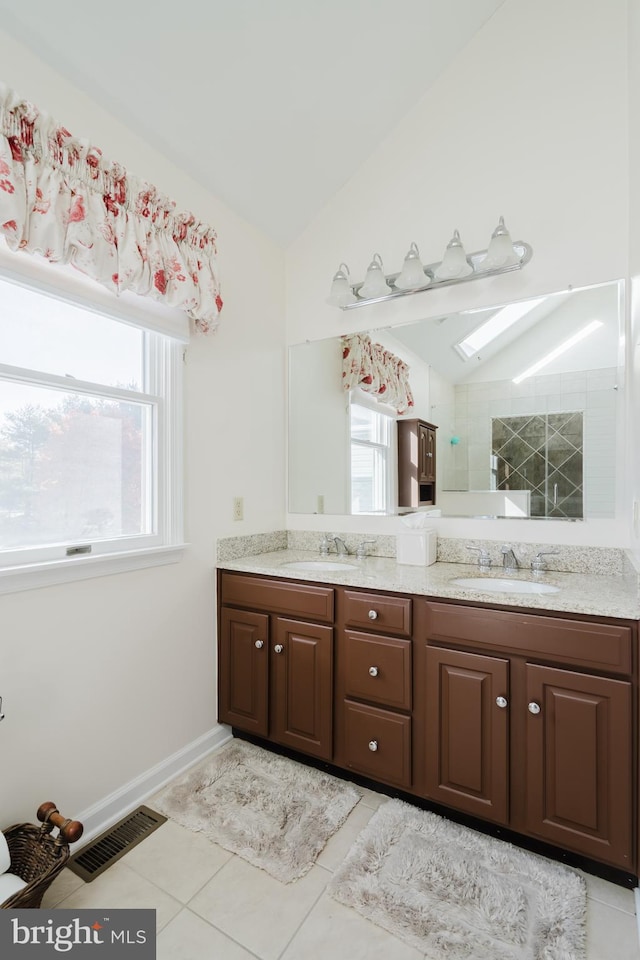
348,392 -> 395,515
0,255 -> 185,594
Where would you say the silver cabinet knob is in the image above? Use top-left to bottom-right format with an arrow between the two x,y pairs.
368,666 -> 379,677
254,640 -> 264,649
274,644 -> 284,654
368,610 -> 378,620
528,701 -> 541,715
368,740 -> 378,752
495,696 -> 508,709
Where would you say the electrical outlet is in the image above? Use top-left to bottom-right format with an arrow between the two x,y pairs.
317,495 -> 324,514
233,496 -> 244,521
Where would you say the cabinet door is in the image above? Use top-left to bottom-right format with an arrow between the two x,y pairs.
419,423 -> 436,482
525,664 -> 632,869
425,647 -> 509,824
271,618 -> 333,760
219,607 -> 269,736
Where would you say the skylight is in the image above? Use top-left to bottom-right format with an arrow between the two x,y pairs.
512,320 -> 604,384
456,297 -> 546,359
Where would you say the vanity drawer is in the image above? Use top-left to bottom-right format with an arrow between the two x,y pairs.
425,602 -> 632,675
342,631 -> 412,711
343,590 -> 412,637
220,572 -> 334,623
343,700 -> 412,788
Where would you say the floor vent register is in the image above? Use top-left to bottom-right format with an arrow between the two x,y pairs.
67,805 -> 167,882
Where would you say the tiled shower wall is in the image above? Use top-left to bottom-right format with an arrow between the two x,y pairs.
443,367 -> 617,518
492,411 -> 583,518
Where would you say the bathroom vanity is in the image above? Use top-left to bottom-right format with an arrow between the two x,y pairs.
217,552 -> 640,881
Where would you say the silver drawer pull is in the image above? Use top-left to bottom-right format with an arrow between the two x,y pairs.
368,610 -> 378,620
369,666 -> 379,677
368,740 -> 378,752
254,640 -> 264,649
495,696 -> 508,709
274,644 -> 284,654
528,701 -> 541,715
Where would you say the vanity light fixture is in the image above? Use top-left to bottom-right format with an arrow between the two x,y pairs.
433,230 -> 473,281
326,217 -> 532,310
479,216 -> 522,270
326,262 -> 357,307
358,253 -> 392,299
395,242 -> 430,290
512,319 -> 604,384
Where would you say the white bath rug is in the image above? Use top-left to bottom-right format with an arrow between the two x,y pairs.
328,798 -> 586,959
153,739 -> 361,883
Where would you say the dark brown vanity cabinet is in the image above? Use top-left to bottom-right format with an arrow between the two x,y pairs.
219,605 -> 269,737
271,617 -> 333,758
423,646 -> 510,825
397,418 -> 437,508
335,590 -> 413,789
218,572 -> 334,760
524,663 -> 631,869
416,601 -> 634,870
218,571 -> 638,876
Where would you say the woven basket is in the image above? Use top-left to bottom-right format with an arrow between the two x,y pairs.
1,803 -> 83,909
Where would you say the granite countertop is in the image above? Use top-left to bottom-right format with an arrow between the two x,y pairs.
217,550 -> 640,621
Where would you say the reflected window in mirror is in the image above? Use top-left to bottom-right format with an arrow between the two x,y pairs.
349,398 -> 393,515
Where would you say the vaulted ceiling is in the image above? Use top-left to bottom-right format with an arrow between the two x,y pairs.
0,0 -> 506,245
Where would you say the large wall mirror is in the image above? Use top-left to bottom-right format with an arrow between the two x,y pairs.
288,280 -> 623,519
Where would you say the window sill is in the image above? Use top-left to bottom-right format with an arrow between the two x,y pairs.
0,544 -> 187,595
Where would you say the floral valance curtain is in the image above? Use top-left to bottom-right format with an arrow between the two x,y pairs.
341,333 -> 414,415
0,82 -> 222,333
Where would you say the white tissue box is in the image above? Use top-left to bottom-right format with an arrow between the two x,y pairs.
396,529 -> 437,566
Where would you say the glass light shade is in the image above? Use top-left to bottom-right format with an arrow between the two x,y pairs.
480,217 -> 521,270
433,230 -> 473,280
394,241 -> 429,290
357,253 -> 391,299
326,262 -> 357,306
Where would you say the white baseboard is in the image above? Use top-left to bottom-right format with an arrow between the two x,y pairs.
73,725 -> 232,848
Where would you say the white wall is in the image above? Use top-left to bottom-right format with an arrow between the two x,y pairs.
429,367 -> 456,495
286,0 -> 632,547
288,339 -> 349,514
629,0 -> 640,554
0,33 -> 286,825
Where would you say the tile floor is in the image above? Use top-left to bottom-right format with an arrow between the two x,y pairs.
41,783 -> 640,960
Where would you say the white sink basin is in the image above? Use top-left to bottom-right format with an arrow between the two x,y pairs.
282,560 -> 358,572
451,577 -> 560,595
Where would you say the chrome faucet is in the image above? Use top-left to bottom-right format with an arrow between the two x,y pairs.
333,536 -> 350,556
356,539 -> 375,559
467,545 -> 491,569
530,549 -> 560,574
319,534 -> 332,556
501,545 -> 519,572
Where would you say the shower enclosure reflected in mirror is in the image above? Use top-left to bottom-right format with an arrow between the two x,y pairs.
288,280 -> 623,518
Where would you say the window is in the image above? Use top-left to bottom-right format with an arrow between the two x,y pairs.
454,297 -> 546,360
0,269 -> 183,587
349,399 -> 393,514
